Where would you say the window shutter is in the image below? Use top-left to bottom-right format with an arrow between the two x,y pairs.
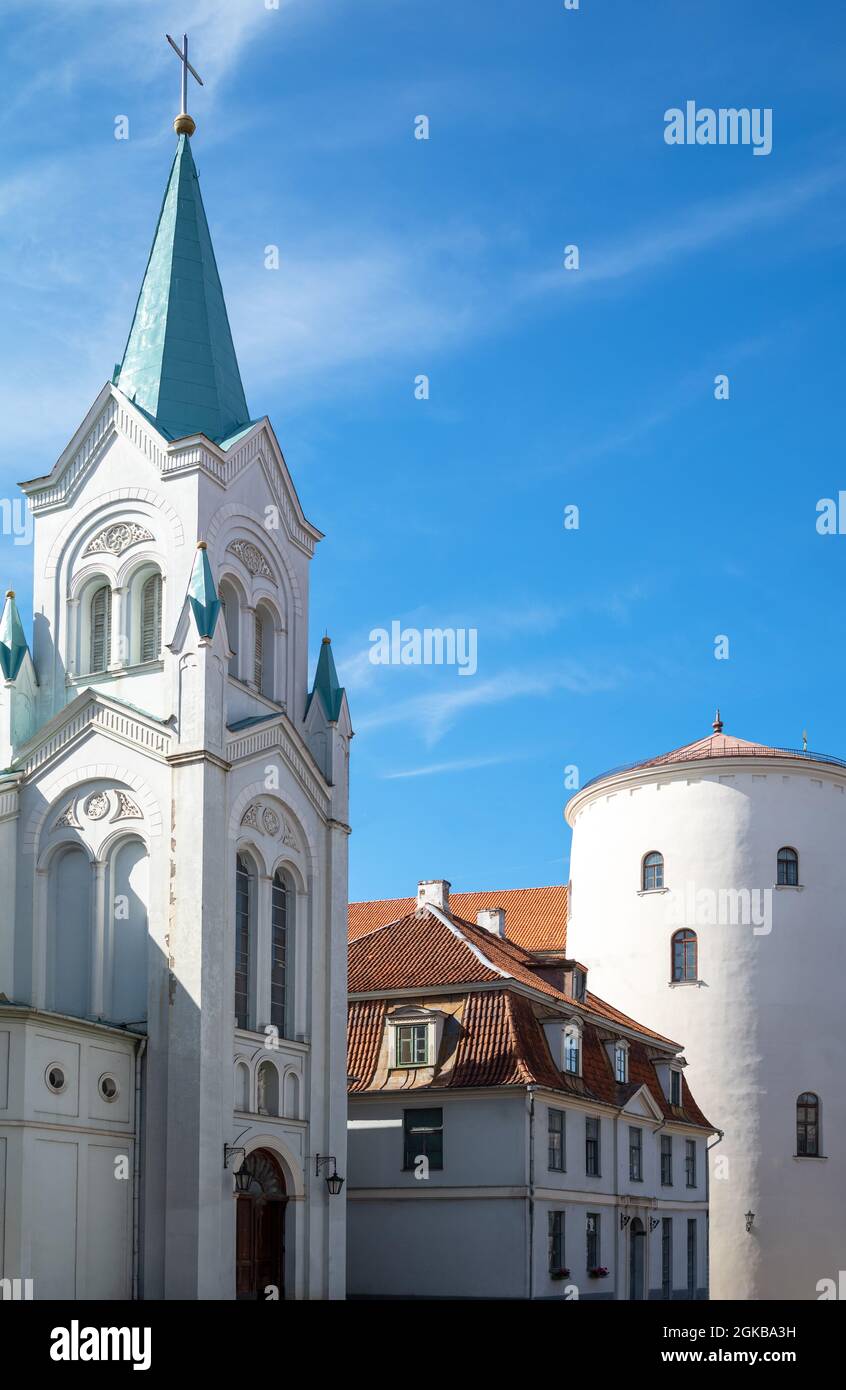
90,586 -> 112,672
141,574 -> 162,662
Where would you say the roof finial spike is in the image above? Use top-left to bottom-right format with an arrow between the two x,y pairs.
167,32 -> 203,137
712,708 -> 723,735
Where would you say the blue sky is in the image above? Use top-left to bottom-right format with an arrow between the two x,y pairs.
1,0 -> 844,901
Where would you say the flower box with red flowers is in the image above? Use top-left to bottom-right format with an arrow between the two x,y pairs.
588,1266 -> 609,1279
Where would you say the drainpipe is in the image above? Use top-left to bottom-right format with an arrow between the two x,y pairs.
526,1086 -> 536,1301
704,1129 -> 724,1296
132,1036 -> 147,1301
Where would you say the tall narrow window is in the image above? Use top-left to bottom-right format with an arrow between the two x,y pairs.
661,1134 -> 673,1186
548,1211 -> 565,1274
586,1213 -> 600,1269
661,1217 -> 673,1299
89,584 -> 112,672
672,929 -> 697,982
254,611 -> 264,690
614,1042 -> 628,1082
140,572 -> 162,662
563,1023 -> 581,1076
585,1116 -> 601,1176
548,1109 -> 565,1171
270,870 -> 289,1036
687,1219 -> 697,1296
685,1139 -> 697,1187
796,1092 -> 820,1156
777,847 -> 799,886
670,1069 -> 682,1107
220,580 -> 239,678
629,1125 -> 643,1181
642,851 -> 664,891
234,854 -> 252,1029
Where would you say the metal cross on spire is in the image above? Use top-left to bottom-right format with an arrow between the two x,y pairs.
166,32 -> 204,136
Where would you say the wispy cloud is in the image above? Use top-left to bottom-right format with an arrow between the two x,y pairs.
380,753 -> 515,780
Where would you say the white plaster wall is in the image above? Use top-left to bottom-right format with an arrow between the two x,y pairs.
567,760 -> 846,1299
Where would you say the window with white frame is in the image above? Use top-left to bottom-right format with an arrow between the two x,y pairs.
614,1040 -> 629,1083
388,1012 -> 438,1069
563,1021 -> 581,1076
670,1069 -> 682,1107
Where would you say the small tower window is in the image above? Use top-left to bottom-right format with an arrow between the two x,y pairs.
563,1022 -> 581,1076
642,851 -> 664,891
796,1092 -> 820,1156
777,847 -> 799,887
140,572 -> 162,662
672,929 -> 698,982
89,584 -> 112,672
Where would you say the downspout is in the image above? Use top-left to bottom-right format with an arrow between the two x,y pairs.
705,1129 -> 724,1296
526,1086 -> 536,1301
132,1036 -> 147,1301
613,1105 -> 620,1300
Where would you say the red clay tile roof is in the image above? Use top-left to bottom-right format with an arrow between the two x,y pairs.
347,998 -> 386,1094
634,731 -> 811,770
450,989 -> 563,1090
349,905 -> 676,1047
349,885 -> 568,953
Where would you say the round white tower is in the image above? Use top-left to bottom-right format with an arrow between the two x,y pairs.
565,717 -> 846,1300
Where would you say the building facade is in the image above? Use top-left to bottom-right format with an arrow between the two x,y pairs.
347,880 -> 713,1300
0,122 -> 351,1299
566,718 -> 845,1300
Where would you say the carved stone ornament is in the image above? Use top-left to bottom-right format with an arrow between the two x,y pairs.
240,804 -> 260,830
226,539 -> 272,579
53,802 -> 80,830
240,801 -> 297,849
111,792 -> 143,822
262,807 -> 280,836
84,792 -> 110,821
83,522 -> 155,558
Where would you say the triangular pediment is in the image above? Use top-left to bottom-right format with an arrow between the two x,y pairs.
621,1084 -> 664,1122
11,687 -> 173,783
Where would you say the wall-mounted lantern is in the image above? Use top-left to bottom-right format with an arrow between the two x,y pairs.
745,1210 -> 755,1233
315,1154 -> 345,1196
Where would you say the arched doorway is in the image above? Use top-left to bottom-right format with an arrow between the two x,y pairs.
235,1149 -> 288,1300
629,1217 -> 646,1301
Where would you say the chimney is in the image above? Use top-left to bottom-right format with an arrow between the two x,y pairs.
417,879 -> 451,912
476,907 -> 506,938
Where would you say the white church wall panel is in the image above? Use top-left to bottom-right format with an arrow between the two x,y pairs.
31,1135 -> 78,1299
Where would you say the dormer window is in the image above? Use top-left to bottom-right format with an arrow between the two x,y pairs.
572,968 -> 586,1002
563,1022 -> 582,1076
614,1041 -> 629,1084
670,1069 -> 682,1107
387,1009 -> 442,1069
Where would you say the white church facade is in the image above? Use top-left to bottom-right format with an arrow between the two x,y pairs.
0,115 -> 351,1299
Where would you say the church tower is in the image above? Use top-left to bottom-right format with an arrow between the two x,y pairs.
0,50 -> 351,1300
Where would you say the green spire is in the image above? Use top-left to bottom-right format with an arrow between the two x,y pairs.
307,636 -> 346,722
187,543 -> 221,639
0,591 -> 29,681
116,134 -> 251,444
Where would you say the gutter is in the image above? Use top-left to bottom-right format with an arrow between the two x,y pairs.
132,1036 -> 147,1301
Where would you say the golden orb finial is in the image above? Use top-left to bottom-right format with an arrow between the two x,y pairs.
174,113 -> 196,137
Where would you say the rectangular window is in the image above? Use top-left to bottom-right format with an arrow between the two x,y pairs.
685,1139 -> 697,1188
614,1044 -> 627,1083
395,1023 -> 429,1067
403,1108 -> 443,1171
234,857 -> 251,1030
661,1217 -> 673,1299
270,875 -> 288,1036
548,1211 -> 565,1273
661,1134 -> 673,1186
687,1218 -> 697,1296
586,1212 -> 600,1270
564,1027 -> 580,1075
585,1116 -> 601,1176
629,1125 -> 643,1181
548,1108 -> 566,1171
670,1069 -> 682,1106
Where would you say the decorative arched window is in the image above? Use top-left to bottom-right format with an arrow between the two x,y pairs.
89,584 -> 112,672
235,854 -> 253,1029
777,847 -> 799,887
254,605 -> 275,697
257,1060 -> 280,1117
219,579 -> 240,679
140,572 -> 162,663
48,845 -> 91,1016
642,851 -> 664,891
234,1061 -> 250,1112
108,838 -> 149,1025
271,870 -> 290,1035
563,1022 -> 582,1076
672,929 -> 697,982
796,1092 -> 820,1156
